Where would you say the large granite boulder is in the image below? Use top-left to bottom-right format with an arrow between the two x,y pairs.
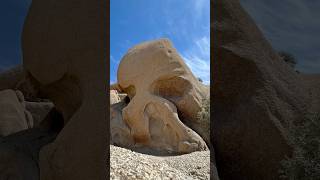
116,39 -> 209,153
22,0 -> 107,179
212,0 -> 311,179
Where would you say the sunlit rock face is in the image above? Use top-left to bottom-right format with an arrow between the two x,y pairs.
111,39 -> 209,154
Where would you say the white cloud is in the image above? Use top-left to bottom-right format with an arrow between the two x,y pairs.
182,36 -> 210,85
192,0 -> 208,19
110,55 -> 116,63
195,36 -> 210,57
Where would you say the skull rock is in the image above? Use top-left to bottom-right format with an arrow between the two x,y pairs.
117,39 -> 209,153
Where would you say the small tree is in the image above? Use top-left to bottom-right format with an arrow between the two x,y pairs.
198,77 -> 203,83
278,51 -> 297,69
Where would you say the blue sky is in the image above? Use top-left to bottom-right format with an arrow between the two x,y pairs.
240,0 -> 320,73
110,0 -> 211,85
1,1 -> 319,78
0,0 -> 31,72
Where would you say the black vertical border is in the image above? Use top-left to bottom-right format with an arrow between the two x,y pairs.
210,0 -> 215,179
106,0 -> 110,179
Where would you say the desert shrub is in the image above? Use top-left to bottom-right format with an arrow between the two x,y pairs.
280,113 -> 320,180
197,98 -> 210,142
278,51 -> 297,69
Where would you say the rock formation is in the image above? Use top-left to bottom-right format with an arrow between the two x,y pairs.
21,0 -> 107,179
212,0 -> 314,179
110,90 -> 121,105
25,102 -> 54,126
0,89 -> 33,136
0,65 -> 41,101
113,39 -> 209,154
110,98 -> 134,148
0,66 -> 24,91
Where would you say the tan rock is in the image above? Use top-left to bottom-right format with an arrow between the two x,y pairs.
117,39 -> 209,153
22,0 -> 107,179
110,90 -> 121,105
0,89 -> 33,136
110,83 -> 122,92
110,100 -> 134,147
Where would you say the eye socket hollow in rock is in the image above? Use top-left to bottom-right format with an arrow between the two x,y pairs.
123,85 -> 136,100
124,96 -> 130,104
150,76 -> 192,101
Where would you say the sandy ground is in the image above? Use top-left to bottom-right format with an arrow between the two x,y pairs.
110,145 -> 210,180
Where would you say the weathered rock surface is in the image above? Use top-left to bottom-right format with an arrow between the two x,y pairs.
116,39 -> 209,154
0,65 -> 41,101
213,0 -> 312,179
0,89 -> 33,136
110,145 -> 213,180
22,0 -> 107,179
25,101 -> 54,126
110,90 -> 121,105
0,66 -> 24,91
110,100 -> 134,148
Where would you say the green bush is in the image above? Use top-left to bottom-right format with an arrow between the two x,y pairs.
280,113 -> 320,180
